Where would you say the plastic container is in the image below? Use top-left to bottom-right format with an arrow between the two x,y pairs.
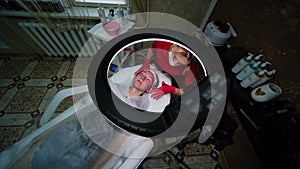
117,4 -> 124,17
109,64 -> 119,73
107,9 -> 115,22
231,53 -> 253,73
250,54 -> 263,64
103,22 -> 120,36
236,61 -> 261,80
240,70 -> 265,88
258,62 -> 271,70
97,6 -> 107,24
251,83 -> 282,102
250,69 -> 276,88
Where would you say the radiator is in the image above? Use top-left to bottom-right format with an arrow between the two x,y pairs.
18,22 -> 98,57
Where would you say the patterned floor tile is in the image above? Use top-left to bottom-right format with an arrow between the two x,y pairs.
0,113 -> 32,126
5,87 -> 47,113
62,78 -> 73,87
30,60 -> 63,79
188,163 -> 216,169
66,60 -> 90,78
25,79 -> 52,87
0,59 -> 29,79
184,143 -> 212,155
66,62 -> 75,78
183,155 -> 216,165
56,61 -> 71,77
0,87 -> 7,98
0,88 -> 18,110
143,154 -> 216,169
0,126 -> 25,152
20,61 -> 38,78
0,79 -> 14,87
145,157 -> 168,168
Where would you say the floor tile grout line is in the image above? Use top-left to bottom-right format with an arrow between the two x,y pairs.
0,124 -> 27,127
20,61 -> 39,78
56,61 -> 71,77
0,79 -> 14,87
25,79 -> 51,87
0,113 -> 33,126
12,59 -> 31,79
0,88 -> 18,111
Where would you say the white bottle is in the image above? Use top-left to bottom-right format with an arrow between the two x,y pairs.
250,69 -> 276,88
116,4 -> 127,25
97,6 -> 107,24
118,5 -> 124,17
231,53 -> 253,73
250,54 -> 263,64
108,9 -> 114,22
258,62 -> 271,71
240,70 -> 265,88
236,61 -> 261,80
126,4 -> 130,15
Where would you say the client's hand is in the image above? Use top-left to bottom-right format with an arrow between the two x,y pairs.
134,58 -> 150,75
150,81 -> 175,100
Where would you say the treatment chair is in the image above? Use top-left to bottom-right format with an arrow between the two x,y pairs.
0,85 -> 153,169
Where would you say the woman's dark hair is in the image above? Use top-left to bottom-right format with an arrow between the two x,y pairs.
171,44 -> 195,65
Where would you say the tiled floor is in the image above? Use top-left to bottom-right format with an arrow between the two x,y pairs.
0,56 -> 220,169
0,57 -> 77,151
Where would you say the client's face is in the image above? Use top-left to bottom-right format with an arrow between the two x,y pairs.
133,70 -> 155,92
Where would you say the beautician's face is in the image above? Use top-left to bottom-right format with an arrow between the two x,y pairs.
171,45 -> 191,66
133,70 -> 155,92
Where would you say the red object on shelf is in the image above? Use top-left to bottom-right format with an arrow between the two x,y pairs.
103,22 -> 120,36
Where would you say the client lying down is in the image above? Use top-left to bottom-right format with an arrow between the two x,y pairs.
108,65 -> 171,112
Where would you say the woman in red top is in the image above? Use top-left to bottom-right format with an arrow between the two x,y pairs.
135,41 -> 198,100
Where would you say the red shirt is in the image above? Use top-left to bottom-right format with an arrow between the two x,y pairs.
151,41 -> 198,87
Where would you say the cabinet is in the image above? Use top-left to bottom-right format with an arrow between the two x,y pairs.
228,71 -> 299,169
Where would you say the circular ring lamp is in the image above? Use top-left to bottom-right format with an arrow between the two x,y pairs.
88,28 -> 204,136
75,12 -> 227,156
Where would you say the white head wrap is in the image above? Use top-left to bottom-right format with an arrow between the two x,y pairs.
145,68 -> 159,91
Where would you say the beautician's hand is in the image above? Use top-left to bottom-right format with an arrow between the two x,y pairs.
134,58 -> 150,75
150,81 -> 176,100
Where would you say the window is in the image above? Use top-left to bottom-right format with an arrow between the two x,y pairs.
73,0 -> 127,5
